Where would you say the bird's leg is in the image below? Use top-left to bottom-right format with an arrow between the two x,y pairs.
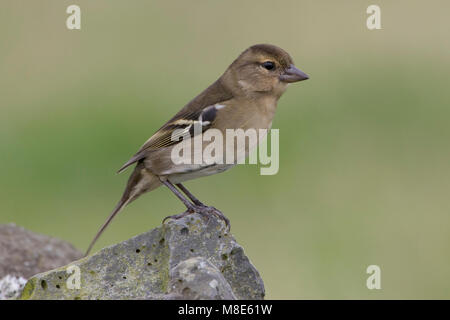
176,183 -> 205,206
160,179 -> 199,222
161,179 -> 230,230
176,183 -> 231,231
160,178 -> 228,228
160,179 -> 196,211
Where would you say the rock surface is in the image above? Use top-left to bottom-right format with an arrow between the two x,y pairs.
19,213 -> 265,300
0,223 -> 83,279
168,257 -> 237,299
0,275 -> 27,300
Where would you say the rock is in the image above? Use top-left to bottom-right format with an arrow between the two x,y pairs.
0,223 -> 83,279
19,213 -> 265,300
168,257 -> 237,300
0,275 -> 27,300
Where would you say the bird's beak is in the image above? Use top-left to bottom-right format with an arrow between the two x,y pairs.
279,64 -> 309,83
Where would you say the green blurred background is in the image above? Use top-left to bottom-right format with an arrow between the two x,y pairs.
1,1 -> 449,299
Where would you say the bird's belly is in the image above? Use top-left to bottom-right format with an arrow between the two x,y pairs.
167,163 -> 235,183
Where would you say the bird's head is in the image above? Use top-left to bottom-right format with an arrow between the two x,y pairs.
222,44 -> 309,98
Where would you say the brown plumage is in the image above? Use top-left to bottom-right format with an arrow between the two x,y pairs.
86,44 -> 309,256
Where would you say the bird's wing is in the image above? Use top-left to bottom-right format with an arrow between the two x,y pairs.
117,104 -> 224,173
118,80 -> 233,173
142,104 -> 220,150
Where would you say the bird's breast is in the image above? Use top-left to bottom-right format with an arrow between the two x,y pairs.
214,98 -> 277,132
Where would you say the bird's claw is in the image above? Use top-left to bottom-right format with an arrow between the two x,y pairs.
200,206 -> 231,232
162,210 -> 191,223
162,205 -> 230,232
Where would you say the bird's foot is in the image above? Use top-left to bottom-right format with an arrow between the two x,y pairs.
162,205 -> 230,232
162,210 -> 193,224
193,204 -> 231,232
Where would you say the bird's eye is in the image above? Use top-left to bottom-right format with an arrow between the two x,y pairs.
262,61 -> 275,70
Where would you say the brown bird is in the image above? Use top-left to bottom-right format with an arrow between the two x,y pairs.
85,44 -> 309,256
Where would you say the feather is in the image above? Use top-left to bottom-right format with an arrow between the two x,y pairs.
87,162 -> 160,255
117,80 -> 233,173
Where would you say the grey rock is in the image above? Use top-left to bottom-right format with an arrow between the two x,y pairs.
0,275 -> 27,300
19,213 -> 265,300
0,223 -> 83,279
168,257 -> 237,300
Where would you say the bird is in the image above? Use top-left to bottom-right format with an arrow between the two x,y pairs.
85,44 -> 309,256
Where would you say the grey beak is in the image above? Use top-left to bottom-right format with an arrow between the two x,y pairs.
279,64 -> 309,83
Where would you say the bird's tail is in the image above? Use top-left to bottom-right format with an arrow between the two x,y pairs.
84,196 -> 129,257
85,162 -> 161,256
